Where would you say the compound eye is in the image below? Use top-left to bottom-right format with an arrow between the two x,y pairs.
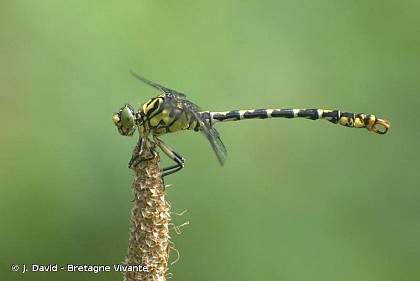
113,104 -> 137,136
121,105 -> 136,129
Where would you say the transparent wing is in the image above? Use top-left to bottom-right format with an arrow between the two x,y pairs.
167,87 -> 226,165
178,98 -> 202,117
130,71 -> 202,112
130,71 -> 188,99
202,124 -> 228,166
130,71 -> 227,165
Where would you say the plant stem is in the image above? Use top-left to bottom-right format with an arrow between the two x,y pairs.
124,141 -> 170,281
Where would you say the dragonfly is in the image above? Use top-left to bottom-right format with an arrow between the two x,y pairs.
113,72 -> 390,176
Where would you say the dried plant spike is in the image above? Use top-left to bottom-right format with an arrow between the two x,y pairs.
124,142 -> 171,281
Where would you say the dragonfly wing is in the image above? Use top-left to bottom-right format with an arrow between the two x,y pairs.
130,71 -> 226,165
130,71 -> 188,98
175,95 -> 226,165
202,125 -> 228,166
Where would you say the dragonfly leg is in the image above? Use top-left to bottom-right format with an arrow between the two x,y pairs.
153,135 -> 185,177
128,137 -> 157,168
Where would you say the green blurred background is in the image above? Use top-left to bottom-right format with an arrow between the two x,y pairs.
1,1 -> 419,280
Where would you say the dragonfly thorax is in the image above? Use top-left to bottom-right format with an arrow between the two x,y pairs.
139,95 -> 202,136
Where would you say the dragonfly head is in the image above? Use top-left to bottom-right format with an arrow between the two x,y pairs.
112,103 -> 137,136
